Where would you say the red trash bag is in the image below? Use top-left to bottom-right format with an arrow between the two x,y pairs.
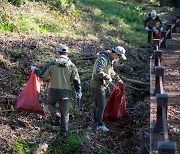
15,71 -> 45,116
103,82 -> 128,121
153,32 -> 161,39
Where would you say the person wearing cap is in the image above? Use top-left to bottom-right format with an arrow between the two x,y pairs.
31,44 -> 82,134
90,46 -> 127,132
144,10 -> 163,46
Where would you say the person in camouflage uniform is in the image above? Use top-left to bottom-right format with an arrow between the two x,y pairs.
31,44 -> 82,133
90,46 -> 127,132
144,10 -> 163,46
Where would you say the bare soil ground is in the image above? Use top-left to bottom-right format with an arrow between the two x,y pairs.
162,32 -> 180,151
0,32 -> 150,153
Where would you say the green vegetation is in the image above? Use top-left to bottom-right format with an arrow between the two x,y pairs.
0,103 -> 5,111
0,0 -> 174,47
99,148 -> 114,154
83,91 -> 93,106
8,0 -> 26,6
0,0 -> 177,153
0,22 -> 15,32
0,0 -> 143,47
15,139 -> 37,154
44,122 -> 52,130
48,131 -> 87,153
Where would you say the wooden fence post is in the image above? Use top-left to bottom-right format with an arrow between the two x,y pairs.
167,24 -> 172,39
153,66 -> 164,96
153,39 -> 160,49
177,15 -> 180,27
154,50 -> 162,67
160,31 -> 167,48
156,94 -> 168,132
158,141 -> 177,154
172,19 -> 177,33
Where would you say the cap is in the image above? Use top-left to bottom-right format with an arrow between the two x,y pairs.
151,10 -> 156,20
113,46 -> 127,60
58,44 -> 69,53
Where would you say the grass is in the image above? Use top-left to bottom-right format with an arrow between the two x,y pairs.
77,0 -> 146,46
0,0 -> 146,47
0,22 -> 15,32
0,0 -> 175,48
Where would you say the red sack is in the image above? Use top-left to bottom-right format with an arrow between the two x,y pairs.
15,71 -> 45,116
153,32 -> 161,39
103,82 -> 128,121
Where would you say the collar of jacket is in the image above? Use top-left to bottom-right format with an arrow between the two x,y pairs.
55,55 -> 71,67
101,50 -> 113,62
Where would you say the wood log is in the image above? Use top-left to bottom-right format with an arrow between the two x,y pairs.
79,55 -> 97,60
121,76 -> 150,87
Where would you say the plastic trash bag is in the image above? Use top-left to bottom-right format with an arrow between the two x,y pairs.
103,82 -> 128,121
15,71 -> 45,116
154,32 -> 161,39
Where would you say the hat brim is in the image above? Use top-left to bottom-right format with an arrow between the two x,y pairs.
121,54 -> 127,60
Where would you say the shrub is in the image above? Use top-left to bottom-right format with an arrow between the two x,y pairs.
8,0 -> 26,6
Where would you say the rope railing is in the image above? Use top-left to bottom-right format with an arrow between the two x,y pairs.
153,15 -> 180,49
150,15 -> 179,154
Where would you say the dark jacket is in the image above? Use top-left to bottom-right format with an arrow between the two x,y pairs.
144,13 -> 162,29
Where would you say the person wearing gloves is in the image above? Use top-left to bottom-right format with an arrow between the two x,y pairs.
31,44 -> 82,134
90,46 -> 127,132
144,10 -> 163,46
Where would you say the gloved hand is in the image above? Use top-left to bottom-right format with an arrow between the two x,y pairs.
31,66 -> 37,72
145,26 -> 149,31
118,79 -> 124,84
160,27 -> 163,31
152,27 -> 159,34
106,75 -> 112,84
76,92 -> 82,100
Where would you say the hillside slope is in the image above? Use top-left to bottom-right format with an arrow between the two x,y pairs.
0,0 -> 179,153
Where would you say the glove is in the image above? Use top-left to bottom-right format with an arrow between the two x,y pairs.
145,26 -> 149,31
76,92 -> 82,100
106,75 -> 112,83
152,27 -> 159,34
31,66 -> 37,72
107,77 -> 112,84
160,27 -> 163,31
118,79 -> 124,84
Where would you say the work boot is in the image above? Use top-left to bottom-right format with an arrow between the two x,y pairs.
54,115 -> 60,126
48,114 -> 60,126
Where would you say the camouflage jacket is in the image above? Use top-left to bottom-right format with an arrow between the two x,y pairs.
144,13 -> 162,29
90,50 -> 119,90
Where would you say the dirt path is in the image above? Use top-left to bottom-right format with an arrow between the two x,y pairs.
150,30 -> 180,153
161,32 -> 180,151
